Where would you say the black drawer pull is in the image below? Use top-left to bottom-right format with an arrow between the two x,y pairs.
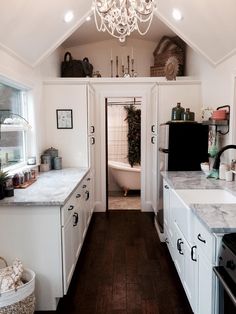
191,245 -> 197,262
85,191 -> 90,201
197,233 -> 206,243
164,185 -> 169,189
151,136 -> 155,144
151,125 -> 155,133
91,137 -> 95,145
68,205 -> 74,211
177,238 -> 184,255
83,185 -> 87,188
87,178 -> 91,181
76,193 -> 81,198
90,125 -> 95,133
73,212 -> 79,226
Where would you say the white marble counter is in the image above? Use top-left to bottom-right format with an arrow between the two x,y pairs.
161,171 -> 236,233
0,167 -> 89,206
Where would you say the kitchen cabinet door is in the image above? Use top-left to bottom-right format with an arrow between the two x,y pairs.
183,241 -> 198,313
197,251 -> 215,314
62,214 -> 75,294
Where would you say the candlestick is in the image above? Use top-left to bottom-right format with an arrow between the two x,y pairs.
127,55 -> 130,76
116,56 -> 119,77
110,59 -> 113,77
131,58 -> 134,77
122,65 -> 125,77
111,49 -> 113,61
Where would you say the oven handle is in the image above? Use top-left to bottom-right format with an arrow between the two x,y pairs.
213,266 -> 236,307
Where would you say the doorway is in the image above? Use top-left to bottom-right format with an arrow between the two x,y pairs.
106,97 -> 142,210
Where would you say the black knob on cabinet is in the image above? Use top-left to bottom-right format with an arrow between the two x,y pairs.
226,260 -> 236,270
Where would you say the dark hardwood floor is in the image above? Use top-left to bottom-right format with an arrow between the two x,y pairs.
37,211 -> 193,314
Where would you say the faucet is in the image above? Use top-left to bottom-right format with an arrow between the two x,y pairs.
213,145 -> 236,170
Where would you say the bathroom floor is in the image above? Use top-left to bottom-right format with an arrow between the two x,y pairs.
108,191 -> 141,210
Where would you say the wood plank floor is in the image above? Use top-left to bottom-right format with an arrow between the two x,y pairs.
37,211 -> 193,314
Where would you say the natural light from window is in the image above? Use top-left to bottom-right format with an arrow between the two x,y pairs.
0,82 -> 29,171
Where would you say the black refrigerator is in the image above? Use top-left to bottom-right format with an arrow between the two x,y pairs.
157,122 -> 209,234
159,122 -> 209,171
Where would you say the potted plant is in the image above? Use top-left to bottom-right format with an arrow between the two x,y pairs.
0,170 -> 10,200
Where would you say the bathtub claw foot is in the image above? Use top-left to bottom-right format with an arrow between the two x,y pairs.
124,189 -> 129,197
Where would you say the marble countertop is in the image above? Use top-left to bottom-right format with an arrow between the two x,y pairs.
0,167 -> 89,206
161,171 -> 236,233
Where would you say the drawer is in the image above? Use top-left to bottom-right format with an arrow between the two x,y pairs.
61,194 -> 76,226
194,216 -> 215,262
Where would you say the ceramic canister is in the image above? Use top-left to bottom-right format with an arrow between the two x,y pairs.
53,157 -> 62,170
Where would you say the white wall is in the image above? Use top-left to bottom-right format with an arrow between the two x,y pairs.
185,47 -> 236,164
0,46 -> 61,165
62,38 -> 157,77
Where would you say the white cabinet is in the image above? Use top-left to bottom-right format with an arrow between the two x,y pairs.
163,180 -> 198,313
193,216 -> 219,314
163,179 -> 222,314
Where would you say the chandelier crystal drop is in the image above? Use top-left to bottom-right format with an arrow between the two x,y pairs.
93,0 -> 156,42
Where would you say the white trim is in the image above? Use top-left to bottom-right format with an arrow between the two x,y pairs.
43,77 -> 201,86
92,82 -> 156,212
231,75 -> 236,144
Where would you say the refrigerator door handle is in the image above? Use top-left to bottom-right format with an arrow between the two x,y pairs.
159,148 -> 169,153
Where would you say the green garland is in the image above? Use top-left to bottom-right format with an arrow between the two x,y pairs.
124,105 -> 141,167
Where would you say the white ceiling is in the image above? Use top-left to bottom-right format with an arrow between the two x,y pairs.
62,14 -> 175,48
0,0 -> 236,66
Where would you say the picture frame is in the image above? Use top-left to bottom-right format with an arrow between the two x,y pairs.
56,109 -> 73,129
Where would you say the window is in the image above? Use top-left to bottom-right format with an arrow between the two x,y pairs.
0,82 -> 29,171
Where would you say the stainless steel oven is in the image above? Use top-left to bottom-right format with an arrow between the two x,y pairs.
213,233 -> 236,314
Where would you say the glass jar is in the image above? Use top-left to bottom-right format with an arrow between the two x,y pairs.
171,102 -> 184,120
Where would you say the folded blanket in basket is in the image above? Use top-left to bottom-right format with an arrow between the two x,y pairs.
0,258 -> 24,293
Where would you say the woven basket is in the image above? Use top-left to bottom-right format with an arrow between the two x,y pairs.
0,257 -> 35,314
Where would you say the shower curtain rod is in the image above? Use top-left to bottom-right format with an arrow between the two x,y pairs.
107,101 -> 142,106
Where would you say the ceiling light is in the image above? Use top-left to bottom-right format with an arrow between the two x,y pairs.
172,8 -> 183,21
93,0 -> 156,43
64,11 -> 74,23
86,16 -> 91,22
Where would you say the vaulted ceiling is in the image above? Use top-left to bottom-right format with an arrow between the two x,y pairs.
0,0 -> 235,67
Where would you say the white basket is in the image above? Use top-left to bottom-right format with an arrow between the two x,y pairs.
0,268 -> 35,309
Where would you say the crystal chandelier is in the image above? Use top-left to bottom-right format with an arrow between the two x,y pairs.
93,0 -> 156,42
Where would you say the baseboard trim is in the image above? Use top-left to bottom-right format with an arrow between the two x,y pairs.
154,218 -> 165,242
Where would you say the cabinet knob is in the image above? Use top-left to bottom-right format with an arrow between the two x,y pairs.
83,185 -> 87,188
76,193 -> 81,198
164,185 -> 169,189
90,125 -> 95,133
68,205 -> 74,211
87,178 -> 91,181
197,233 -> 206,244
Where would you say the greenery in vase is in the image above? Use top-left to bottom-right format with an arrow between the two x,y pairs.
0,170 -> 10,186
124,105 -> 141,167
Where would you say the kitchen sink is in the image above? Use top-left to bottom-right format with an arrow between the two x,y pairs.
175,189 -> 236,204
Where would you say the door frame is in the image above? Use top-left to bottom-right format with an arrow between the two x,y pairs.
92,82 -> 156,212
